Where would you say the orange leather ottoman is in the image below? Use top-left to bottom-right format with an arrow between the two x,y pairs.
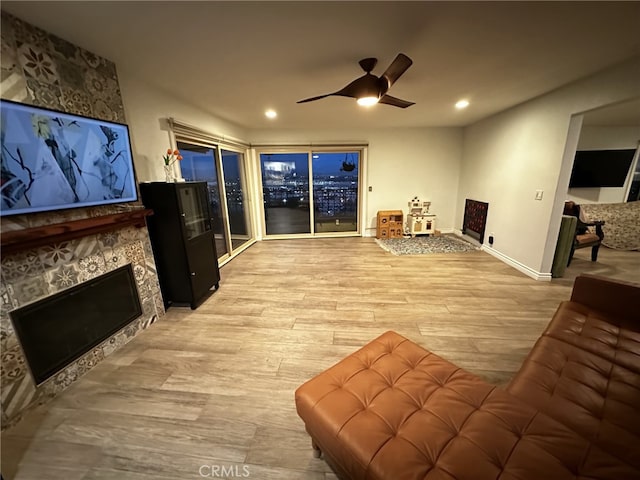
295,330 -> 638,480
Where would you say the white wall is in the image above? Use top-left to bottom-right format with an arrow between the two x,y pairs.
457,56 -> 640,279
566,125 -> 640,204
248,127 -> 463,235
118,69 -> 248,182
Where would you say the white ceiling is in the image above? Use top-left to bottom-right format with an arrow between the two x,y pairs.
2,1 -> 640,130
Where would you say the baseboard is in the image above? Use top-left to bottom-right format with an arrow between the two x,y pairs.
453,230 -> 482,248
481,245 -> 552,282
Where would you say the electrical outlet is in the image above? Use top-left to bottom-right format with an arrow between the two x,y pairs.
368,186 -> 373,192
535,189 -> 544,200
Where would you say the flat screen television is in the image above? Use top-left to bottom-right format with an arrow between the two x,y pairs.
568,149 -> 635,188
1,99 -> 138,216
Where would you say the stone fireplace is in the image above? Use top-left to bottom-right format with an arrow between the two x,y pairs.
0,219 -> 165,428
0,13 -> 164,428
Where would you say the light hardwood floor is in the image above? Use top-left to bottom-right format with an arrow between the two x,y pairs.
2,238 -> 639,479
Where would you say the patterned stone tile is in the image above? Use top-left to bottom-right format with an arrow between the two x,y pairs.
18,42 -> 59,85
91,98 -> 117,122
1,64 -> 31,103
119,226 -> 140,244
77,252 -> 107,282
1,11 -> 16,47
135,278 -> 151,303
11,276 -> 50,305
98,230 -> 121,249
0,344 -> 27,382
26,77 -> 63,110
141,235 -> 155,259
12,16 -> 51,51
50,363 -> 79,391
38,242 -> 75,268
141,314 -> 158,330
0,317 -> 17,351
0,214 -> 30,232
79,48 -> 102,69
1,250 -> 45,282
124,241 -> 145,264
123,319 -> 142,339
49,34 -> 82,65
0,280 -> 19,314
133,263 -> 147,288
76,347 -> 105,376
94,55 -> 117,80
74,235 -> 100,258
141,297 -> 156,318
1,23 -> 18,70
1,373 -> 37,421
153,293 -> 166,319
55,56 -> 85,89
102,246 -> 129,271
61,86 -> 93,117
26,208 -> 83,228
45,264 -> 81,293
84,68 -> 109,96
101,330 -> 127,358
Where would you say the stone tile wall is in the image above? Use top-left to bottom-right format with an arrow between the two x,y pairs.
0,12 -> 163,428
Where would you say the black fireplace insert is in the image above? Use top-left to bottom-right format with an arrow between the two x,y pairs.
11,264 -> 142,384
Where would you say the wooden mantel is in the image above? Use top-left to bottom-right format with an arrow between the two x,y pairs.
1,209 -> 153,255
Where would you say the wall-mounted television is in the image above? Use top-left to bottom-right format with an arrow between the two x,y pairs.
568,149 -> 635,188
1,99 -> 138,216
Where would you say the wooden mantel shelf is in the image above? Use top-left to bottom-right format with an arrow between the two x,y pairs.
1,209 -> 153,255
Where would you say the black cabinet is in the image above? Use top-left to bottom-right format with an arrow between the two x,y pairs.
140,182 -> 220,309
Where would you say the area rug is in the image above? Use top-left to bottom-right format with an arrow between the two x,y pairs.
375,234 -> 479,255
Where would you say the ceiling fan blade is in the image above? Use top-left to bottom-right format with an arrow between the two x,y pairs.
378,94 -> 415,108
297,93 -> 335,103
381,53 -> 413,89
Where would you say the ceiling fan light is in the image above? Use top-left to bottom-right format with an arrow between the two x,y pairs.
357,96 -> 379,107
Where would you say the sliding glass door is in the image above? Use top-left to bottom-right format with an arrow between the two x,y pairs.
260,153 -> 311,235
221,149 -> 252,250
312,151 -> 359,233
178,141 -> 253,260
259,149 -> 361,237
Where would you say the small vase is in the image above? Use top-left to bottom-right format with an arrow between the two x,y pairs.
164,164 -> 175,183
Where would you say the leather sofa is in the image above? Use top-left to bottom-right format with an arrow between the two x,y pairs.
295,274 -> 640,479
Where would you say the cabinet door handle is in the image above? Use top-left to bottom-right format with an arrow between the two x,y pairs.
181,213 -> 186,217
191,272 -> 196,276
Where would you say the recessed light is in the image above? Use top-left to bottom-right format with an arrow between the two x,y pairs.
455,99 -> 469,109
265,109 -> 277,118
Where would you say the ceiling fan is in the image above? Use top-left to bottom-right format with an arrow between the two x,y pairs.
297,53 -> 415,108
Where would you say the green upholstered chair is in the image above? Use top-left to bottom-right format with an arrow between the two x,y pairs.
552,215 -> 577,278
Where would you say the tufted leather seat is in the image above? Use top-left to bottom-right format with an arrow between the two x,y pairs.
295,275 -> 640,479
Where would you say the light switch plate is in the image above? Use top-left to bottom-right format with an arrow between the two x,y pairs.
535,190 -> 543,200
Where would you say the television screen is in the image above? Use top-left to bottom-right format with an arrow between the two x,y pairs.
1,99 -> 138,216
569,149 -> 635,188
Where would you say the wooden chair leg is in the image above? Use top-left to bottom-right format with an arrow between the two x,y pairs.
591,244 -> 600,262
311,439 -> 322,458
